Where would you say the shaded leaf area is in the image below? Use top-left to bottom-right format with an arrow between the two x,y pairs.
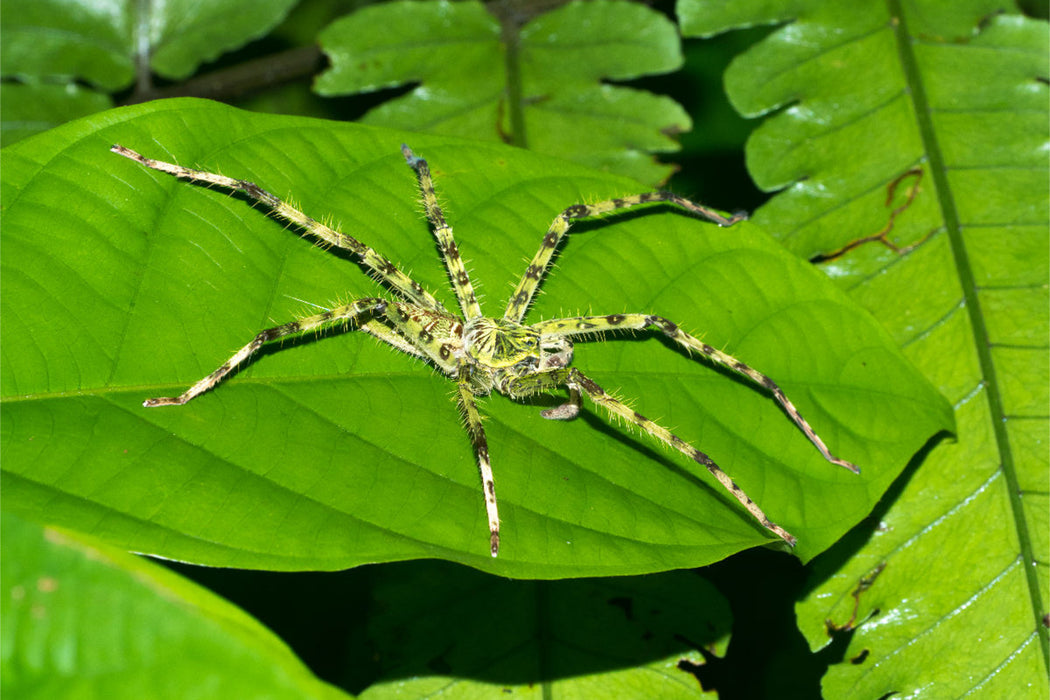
0,0 -> 296,141
1,98 -> 949,578
344,561 -> 729,697
165,549 -> 828,698
683,0 -> 1049,695
0,511 -> 346,699
316,0 -> 688,185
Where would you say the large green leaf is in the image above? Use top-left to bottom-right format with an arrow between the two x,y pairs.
1,97 -> 950,578
355,561 -> 730,698
682,0 -> 1049,695
315,0 -> 689,185
0,511 -> 346,699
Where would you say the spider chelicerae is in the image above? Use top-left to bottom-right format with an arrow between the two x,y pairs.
112,142 -> 858,558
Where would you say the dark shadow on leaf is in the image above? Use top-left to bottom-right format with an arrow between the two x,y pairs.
163,559 -> 732,693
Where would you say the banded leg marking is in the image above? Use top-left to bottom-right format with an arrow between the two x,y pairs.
505,367 -> 796,545
112,145 -> 445,312
456,373 -> 500,557
504,192 -> 748,322
402,146 -> 483,320
144,298 -> 387,407
531,313 -> 859,474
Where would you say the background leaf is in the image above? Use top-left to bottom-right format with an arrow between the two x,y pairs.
0,0 -> 299,144
0,0 -> 299,89
315,0 -> 689,184
682,0 -> 1049,695
0,511 -> 347,699
1,97 -> 949,578
0,82 -> 113,148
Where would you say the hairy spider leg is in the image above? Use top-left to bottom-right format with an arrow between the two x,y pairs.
111,144 -> 447,313
503,193 -> 749,322
381,302 -> 462,375
377,302 -> 502,555
456,375 -> 501,556
144,298 -> 389,407
532,314 -> 859,473
402,146 -> 483,320
504,367 -> 797,545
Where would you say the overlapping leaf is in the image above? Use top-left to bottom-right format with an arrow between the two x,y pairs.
682,0 -> 1049,695
2,98 -> 949,578
0,512 -> 346,699
315,0 -> 689,185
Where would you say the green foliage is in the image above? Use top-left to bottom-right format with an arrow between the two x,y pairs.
316,0 -> 689,184
0,0 -> 297,144
1,0 -> 697,183
684,0 -> 1050,695
1,0 -> 297,86
1,0 -> 1045,696
0,82 -> 112,147
1,97 -> 948,577
1,511 -> 346,699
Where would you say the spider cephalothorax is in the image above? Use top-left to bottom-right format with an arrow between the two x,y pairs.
112,142 -> 858,558
463,317 -> 543,370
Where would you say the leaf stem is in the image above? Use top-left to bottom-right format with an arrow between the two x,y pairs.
492,0 -> 530,147
133,0 -> 153,98
121,46 -> 324,106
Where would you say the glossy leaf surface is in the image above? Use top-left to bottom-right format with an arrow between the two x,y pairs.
0,511 -> 346,699
682,0 -> 1049,695
1,98 -> 951,578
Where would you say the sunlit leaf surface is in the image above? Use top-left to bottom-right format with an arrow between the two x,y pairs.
683,0 -> 1049,695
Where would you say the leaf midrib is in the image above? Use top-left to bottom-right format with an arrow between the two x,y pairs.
888,0 -> 1049,666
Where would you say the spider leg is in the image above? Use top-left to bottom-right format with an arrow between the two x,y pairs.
358,320 -> 430,361
111,145 -> 446,312
503,193 -> 747,322
532,314 -> 859,474
402,146 -> 483,320
144,298 -> 389,407
503,367 -> 797,546
540,386 -> 581,420
456,372 -> 501,557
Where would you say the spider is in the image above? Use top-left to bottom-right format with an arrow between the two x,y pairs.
112,142 -> 859,558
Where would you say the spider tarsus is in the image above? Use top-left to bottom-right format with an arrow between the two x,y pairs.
401,144 -> 423,168
143,397 -> 182,407
541,403 -> 580,420
111,143 -> 143,163
490,532 -> 500,558
832,458 -> 861,474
